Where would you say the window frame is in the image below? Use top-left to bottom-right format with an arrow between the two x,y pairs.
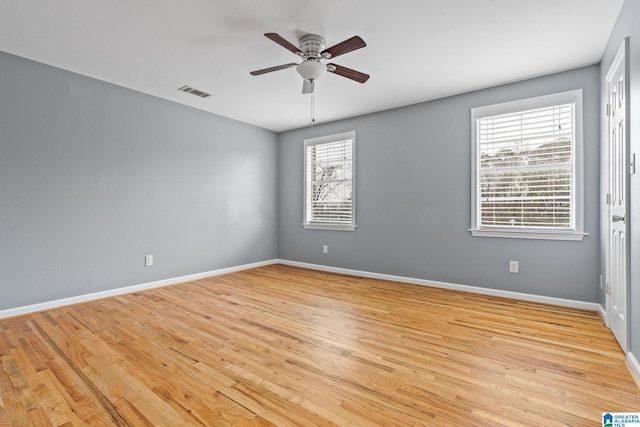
303,131 -> 356,231
469,90 -> 587,241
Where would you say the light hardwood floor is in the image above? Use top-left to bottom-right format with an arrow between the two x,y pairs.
1,264 -> 638,426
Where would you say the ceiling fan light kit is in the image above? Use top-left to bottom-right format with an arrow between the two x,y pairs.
250,32 -> 369,94
296,60 -> 325,82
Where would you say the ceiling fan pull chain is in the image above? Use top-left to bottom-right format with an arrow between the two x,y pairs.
311,90 -> 315,127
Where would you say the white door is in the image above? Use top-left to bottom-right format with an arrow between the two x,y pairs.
605,39 -> 629,352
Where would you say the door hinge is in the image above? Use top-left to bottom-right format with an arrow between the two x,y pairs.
606,193 -> 612,205
606,104 -> 612,116
606,283 -> 612,295
630,153 -> 636,175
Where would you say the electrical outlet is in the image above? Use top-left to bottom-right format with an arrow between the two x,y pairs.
322,244 -> 328,254
145,255 -> 153,266
509,260 -> 519,274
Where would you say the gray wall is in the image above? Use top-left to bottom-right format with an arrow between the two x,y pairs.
279,66 -> 600,302
600,0 -> 640,358
0,52 -> 278,310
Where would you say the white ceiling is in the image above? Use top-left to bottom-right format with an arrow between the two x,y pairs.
0,0 -> 623,132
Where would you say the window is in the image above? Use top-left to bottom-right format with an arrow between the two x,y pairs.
470,90 -> 586,240
303,131 -> 356,231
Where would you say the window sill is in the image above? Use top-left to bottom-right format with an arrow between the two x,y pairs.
303,223 -> 357,232
469,229 -> 587,241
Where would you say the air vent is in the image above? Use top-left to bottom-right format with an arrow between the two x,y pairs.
178,85 -> 212,98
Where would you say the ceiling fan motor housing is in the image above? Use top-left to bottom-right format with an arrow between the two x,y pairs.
298,34 -> 325,58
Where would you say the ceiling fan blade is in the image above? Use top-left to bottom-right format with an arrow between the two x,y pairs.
250,63 -> 297,76
321,36 -> 366,59
264,33 -> 303,56
327,63 -> 370,83
302,80 -> 315,94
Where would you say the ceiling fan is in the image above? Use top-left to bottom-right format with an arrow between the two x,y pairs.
250,33 -> 369,94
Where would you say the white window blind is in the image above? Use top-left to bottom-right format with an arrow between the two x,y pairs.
303,132 -> 355,231
470,90 -> 586,240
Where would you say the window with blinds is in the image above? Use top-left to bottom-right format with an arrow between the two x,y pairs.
470,90 -> 586,240
303,131 -> 356,231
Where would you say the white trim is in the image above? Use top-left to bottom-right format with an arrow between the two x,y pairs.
627,352 -> 640,386
469,229 -> 587,241
302,223 -> 357,231
472,90 -> 582,118
278,259 -> 600,311
0,259 -> 279,320
303,131 -> 355,147
597,303 -> 607,323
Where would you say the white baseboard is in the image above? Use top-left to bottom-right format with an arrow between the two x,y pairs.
0,259 -> 279,320
0,258 -> 602,318
627,352 -> 640,386
278,259 -> 600,311
598,304 -> 607,322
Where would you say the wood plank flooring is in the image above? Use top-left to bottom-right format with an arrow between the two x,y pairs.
0,264 -> 638,426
